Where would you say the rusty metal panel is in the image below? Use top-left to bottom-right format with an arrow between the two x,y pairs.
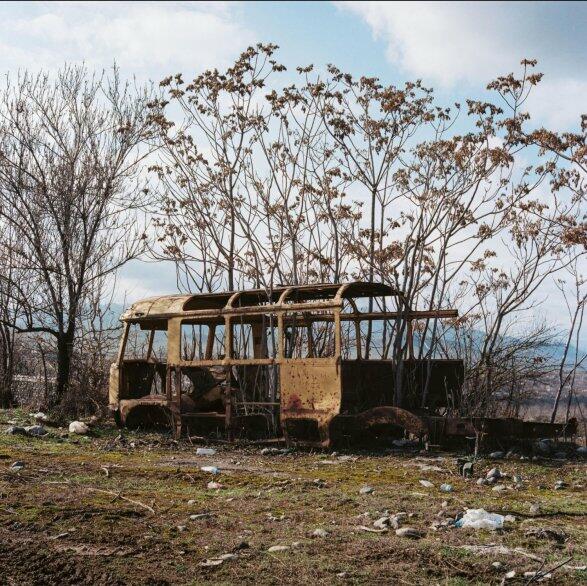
281,358 -> 341,444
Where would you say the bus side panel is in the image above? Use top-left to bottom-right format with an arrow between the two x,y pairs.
280,359 -> 341,444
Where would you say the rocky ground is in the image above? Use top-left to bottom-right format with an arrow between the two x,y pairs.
0,409 -> 586,585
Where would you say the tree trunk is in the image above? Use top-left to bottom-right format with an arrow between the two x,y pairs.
54,330 -> 74,405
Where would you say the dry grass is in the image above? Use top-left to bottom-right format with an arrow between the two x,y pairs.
0,409 -> 585,585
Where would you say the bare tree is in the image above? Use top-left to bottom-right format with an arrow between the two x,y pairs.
0,65 -> 154,405
150,44 -> 284,293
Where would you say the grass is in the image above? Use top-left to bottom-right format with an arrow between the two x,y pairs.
0,409 -> 586,585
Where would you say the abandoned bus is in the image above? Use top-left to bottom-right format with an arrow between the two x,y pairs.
109,282 -> 575,447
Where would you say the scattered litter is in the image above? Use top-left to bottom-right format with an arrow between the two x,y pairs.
359,486 -> 374,495
32,412 -> 48,423
311,528 -> 329,538
455,509 -> 504,530
491,561 -> 503,570
419,480 -> 434,488
477,478 -> 488,486
554,480 -> 567,490
201,466 -> 220,474
504,570 -> 516,580
492,485 -> 506,493
489,451 -> 504,459
207,481 -> 222,490
440,483 -> 453,493
69,421 -> 89,435
196,448 -> 217,456
9,461 -> 25,472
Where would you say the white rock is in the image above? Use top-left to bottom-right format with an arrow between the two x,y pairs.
505,570 -> 516,580
207,481 -> 222,490
25,425 -> 47,436
312,528 -> 329,538
69,421 -> 89,435
419,480 -> 434,488
196,448 -> 217,456
359,485 -> 374,495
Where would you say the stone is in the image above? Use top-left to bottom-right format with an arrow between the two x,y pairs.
207,481 -> 222,490
69,421 -> 89,435
187,499 -> 197,506
176,525 -> 187,532
395,527 -> 424,539
373,517 -> 391,530
461,462 -> 474,478
476,477 -> 488,486
489,451 -> 504,459
491,561 -> 503,570
419,480 -> 434,488
267,545 -> 290,553
504,570 -> 516,580
440,483 -> 453,493
492,485 -> 506,492
4,426 -> 27,435
196,448 -> 217,456
311,528 -> 329,538
486,467 -> 501,480
25,425 -> 47,436
529,503 -> 540,515
359,485 -> 374,495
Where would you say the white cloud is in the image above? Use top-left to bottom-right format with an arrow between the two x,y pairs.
336,1 -> 586,129
0,2 -> 255,81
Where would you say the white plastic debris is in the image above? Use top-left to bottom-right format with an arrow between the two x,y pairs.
455,508 -> 504,530
196,448 -> 217,456
419,480 -> 434,488
69,421 -> 89,435
201,466 -> 220,474
440,483 -> 453,493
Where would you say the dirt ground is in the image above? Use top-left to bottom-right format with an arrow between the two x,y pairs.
1,410 -> 586,585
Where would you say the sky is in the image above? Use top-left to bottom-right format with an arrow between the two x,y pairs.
1,1 -> 586,344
